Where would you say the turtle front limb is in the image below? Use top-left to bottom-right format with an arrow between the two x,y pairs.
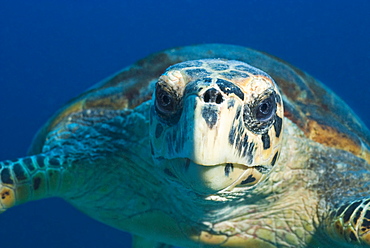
0,154 -> 65,212
325,198 -> 370,246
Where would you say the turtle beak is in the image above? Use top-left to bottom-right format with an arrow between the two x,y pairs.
184,89 -> 255,167
150,90 -> 253,165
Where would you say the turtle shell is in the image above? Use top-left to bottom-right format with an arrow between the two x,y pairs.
28,44 -> 370,164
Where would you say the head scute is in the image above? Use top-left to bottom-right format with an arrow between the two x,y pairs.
150,59 -> 284,194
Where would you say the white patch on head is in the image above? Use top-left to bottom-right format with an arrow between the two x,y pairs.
160,70 -> 185,93
241,76 -> 275,102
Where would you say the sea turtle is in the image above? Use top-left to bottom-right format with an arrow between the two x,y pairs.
1,44 -> 370,248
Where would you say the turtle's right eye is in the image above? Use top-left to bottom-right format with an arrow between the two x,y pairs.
155,85 -> 177,116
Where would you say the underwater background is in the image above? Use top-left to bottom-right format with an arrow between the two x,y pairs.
0,0 -> 369,247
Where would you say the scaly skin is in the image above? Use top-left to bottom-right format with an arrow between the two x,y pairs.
1,44 -> 370,247
1,103 -> 370,247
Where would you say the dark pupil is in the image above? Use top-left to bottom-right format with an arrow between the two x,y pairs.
161,94 -> 171,107
256,97 -> 274,121
259,102 -> 270,114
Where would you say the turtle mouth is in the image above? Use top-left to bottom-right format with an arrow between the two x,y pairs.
167,158 -> 267,194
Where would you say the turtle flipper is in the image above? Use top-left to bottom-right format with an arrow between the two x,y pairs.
0,153 -> 65,212
132,235 -> 174,248
325,198 -> 370,246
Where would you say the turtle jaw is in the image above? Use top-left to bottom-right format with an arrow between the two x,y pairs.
164,158 -> 267,195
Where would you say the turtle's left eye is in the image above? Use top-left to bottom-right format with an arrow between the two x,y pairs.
256,95 -> 276,122
244,92 -> 277,133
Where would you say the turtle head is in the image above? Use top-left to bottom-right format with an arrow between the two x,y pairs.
150,59 -> 283,194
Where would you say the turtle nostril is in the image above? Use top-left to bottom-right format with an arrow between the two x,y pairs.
203,88 -> 224,104
216,94 -> 223,104
204,91 -> 211,103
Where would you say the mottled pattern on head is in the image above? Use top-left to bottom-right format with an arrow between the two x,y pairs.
150,59 -> 283,194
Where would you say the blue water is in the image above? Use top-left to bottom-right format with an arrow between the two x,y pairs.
0,1 -> 369,247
